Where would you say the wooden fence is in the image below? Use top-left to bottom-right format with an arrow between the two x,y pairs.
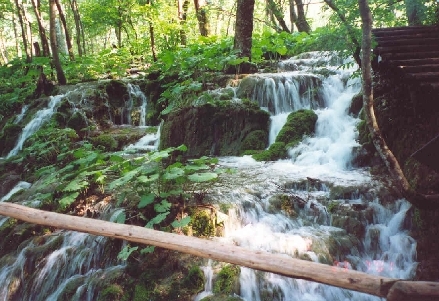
0,202 -> 437,300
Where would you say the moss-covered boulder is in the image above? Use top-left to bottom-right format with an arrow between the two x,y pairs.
67,111 -> 88,136
160,101 -> 270,157
252,109 -> 317,161
213,264 -> 240,295
240,130 -> 268,154
91,134 -> 118,151
276,109 -> 317,148
0,124 -> 22,156
106,80 -> 129,108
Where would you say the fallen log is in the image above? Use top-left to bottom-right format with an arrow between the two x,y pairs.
0,202 -> 438,300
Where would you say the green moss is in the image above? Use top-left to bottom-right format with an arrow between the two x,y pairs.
213,265 -> 240,295
0,123 -> 22,156
91,134 -> 119,151
252,142 -> 287,161
183,265 -> 205,292
67,111 -> 88,135
240,130 -> 268,154
98,284 -> 124,301
276,109 -> 317,148
190,210 -> 215,237
133,284 -> 151,301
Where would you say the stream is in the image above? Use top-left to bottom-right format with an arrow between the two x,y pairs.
0,52 -> 417,300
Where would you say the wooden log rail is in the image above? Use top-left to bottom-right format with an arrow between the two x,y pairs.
0,202 -> 438,300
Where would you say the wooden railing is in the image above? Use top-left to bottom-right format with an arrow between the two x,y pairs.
0,202 -> 437,300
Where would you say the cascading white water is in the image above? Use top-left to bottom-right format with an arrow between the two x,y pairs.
0,205 -> 125,301
7,95 -> 64,158
126,83 -> 148,126
200,53 -> 417,301
14,104 -> 29,124
124,122 -> 161,152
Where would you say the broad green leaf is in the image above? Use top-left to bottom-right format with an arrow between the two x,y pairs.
59,192 -> 79,208
171,216 -> 191,228
138,193 -> 155,208
62,179 -> 89,192
145,212 -> 170,228
118,245 -> 138,261
149,150 -> 170,162
140,246 -> 155,254
163,167 -> 184,180
137,173 -> 159,183
188,172 -> 218,182
108,168 -> 141,190
110,154 -> 125,162
176,144 -> 188,152
154,200 -> 171,213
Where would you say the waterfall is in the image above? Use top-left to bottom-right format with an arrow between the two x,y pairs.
7,95 -> 64,158
0,205 -> 125,301
127,83 -> 148,126
124,122 -> 161,152
201,53 -> 417,300
14,105 -> 29,124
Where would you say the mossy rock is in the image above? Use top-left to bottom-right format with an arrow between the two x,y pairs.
182,265 -> 205,292
213,264 -> 240,295
106,80 -> 129,108
349,93 -> 363,117
201,296 -> 244,301
97,285 -> 124,301
160,101 -> 269,157
189,209 -> 215,238
91,134 -> 119,151
275,109 -> 317,148
0,123 -> 22,156
67,111 -> 88,135
252,142 -> 287,161
240,130 -> 268,154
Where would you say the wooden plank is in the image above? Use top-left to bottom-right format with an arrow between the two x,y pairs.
0,202 -> 396,298
387,281 -> 439,301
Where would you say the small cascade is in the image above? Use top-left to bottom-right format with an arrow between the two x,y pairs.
7,94 -> 64,158
194,259 -> 214,301
0,181 -> 31,202
0,205 -> 125,301
126,83 -> 148,126
124,122 -> 161,152
14,105 -> 29,124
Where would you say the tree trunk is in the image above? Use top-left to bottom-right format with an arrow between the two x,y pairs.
0,29 -> 8,64
266,0 -> 291,33
194,0 -> 210,36
358,0 -> 439,209
149,22 -> 157,61
49,0 -> 67,85
55,0 -> 74,60
294,0 -> 311,33
31,0 -> 51,57
289,0 -> 297,32
14,0 -> 32,62
69,0 -> 84,56
325,0 -> 361,67
178,0 -> 190,45
234,0 -> 255,59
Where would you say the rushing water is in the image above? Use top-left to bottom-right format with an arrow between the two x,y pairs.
7,95 -> 64,158
0,52 -> 418,300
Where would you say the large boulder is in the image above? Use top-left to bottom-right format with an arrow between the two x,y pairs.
160,101 -> 270,157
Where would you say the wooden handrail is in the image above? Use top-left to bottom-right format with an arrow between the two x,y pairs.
0,202 -> 437,300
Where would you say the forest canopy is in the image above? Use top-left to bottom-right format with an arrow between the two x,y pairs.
0,0 -> 437,119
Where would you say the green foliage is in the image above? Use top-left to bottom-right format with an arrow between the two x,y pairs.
240,130 -> 268,154
183,265 -> 205,292
252,142 -> 287,161
98,284 -> 124,301
276,109 -> 318,148
189,210 -> 215,237
213,265 -> 240,295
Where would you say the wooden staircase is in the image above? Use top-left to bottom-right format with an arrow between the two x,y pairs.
372,25 -> 439,91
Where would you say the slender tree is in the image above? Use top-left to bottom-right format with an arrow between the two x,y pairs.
178,0 -> 190,45
266,0 -> 290,33
31,0 -> 51,57
14,0 -> 31,62
194,0 -> 210,36
294,0 -> 311,33
68,0 -> 85,56
55,0 -> 74,60
49,0 -> 67,84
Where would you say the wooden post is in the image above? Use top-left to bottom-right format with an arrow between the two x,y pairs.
0,202 -> 438,300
